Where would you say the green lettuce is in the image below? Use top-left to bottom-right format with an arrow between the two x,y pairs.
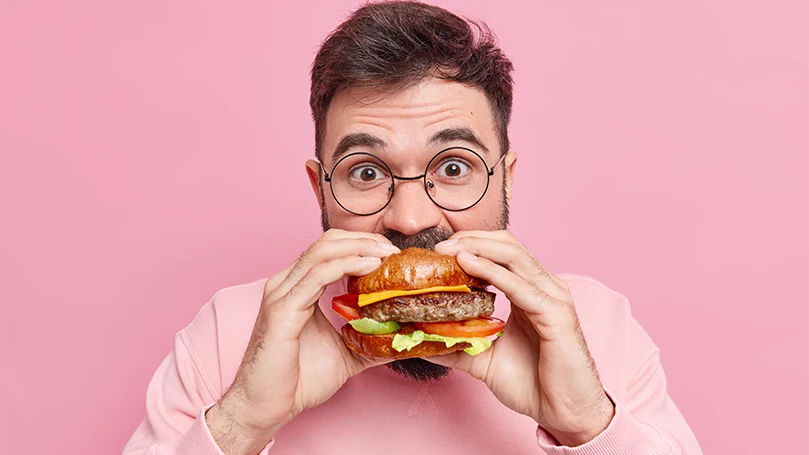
348,318 -> 401,335
391,330 -> 493,356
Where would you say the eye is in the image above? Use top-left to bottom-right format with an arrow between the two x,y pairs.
349,164 -> 387,183
436,159 -> 471,178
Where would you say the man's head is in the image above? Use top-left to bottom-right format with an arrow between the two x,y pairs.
305,1 -> 517,380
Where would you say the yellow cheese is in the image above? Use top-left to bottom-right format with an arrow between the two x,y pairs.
357,285 -> 471,307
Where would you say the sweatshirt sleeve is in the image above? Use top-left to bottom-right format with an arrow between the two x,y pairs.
121,331 -> 273,455
536,349 -> 703,455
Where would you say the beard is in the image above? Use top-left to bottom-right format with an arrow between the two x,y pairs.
318,183 -> 510,381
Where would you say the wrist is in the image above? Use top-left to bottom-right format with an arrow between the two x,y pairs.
206,391 -> 281,455
545,392 -> 615,447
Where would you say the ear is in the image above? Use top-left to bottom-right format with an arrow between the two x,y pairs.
305,159 -> 324,207
504,150 -> 517,206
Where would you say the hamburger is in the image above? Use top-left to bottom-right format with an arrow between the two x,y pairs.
332,247 -> 505,359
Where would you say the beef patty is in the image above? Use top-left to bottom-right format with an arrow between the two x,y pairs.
358,290 -> 496,322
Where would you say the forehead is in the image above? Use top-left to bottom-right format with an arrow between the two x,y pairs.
323,78 -> 498,164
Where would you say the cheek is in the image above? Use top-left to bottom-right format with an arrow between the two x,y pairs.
445,195 -> 504,231
323,198 -> 383,232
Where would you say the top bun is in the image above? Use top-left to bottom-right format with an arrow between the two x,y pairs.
347,247 -> 487,294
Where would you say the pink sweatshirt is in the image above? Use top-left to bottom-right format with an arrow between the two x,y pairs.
123,274 -> 702,455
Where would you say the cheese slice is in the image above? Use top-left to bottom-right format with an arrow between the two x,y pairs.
357,285 -> 471,307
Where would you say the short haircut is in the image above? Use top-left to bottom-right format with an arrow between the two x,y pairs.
310,1 -> 514,160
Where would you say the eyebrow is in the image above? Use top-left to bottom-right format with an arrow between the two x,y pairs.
329,127 -> 489,163
429,127 -> 489,154
331,133 -> 388,162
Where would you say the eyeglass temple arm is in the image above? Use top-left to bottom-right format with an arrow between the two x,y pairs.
488,152 -> 508,176
316,161 -> 333,182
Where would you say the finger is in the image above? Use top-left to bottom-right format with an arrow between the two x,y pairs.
424,350 -> 466,370
288,255 -> 382,309
263,263 -> 296,297
272,238 -> 398,300
435,236 -> 561,295
437,233 -> 570,294
436,236 -> 535,274
426,348 -> 492,382
454,252 -> 561,319
267,256 -> 382,336
508,302 -> 542,345
444,230 -> 518,244
308,300 -> 394,370
307,304 -> 393,373
322,228 -> 394,246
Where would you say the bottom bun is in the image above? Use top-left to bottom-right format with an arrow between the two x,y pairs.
341,324 -> 470,359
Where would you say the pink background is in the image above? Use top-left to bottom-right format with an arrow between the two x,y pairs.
1,1 -> 807,453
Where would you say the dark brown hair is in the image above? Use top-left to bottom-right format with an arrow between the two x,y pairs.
310,1 -> 514,160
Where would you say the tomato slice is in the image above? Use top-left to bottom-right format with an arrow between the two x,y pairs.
414,317 -> 505,338
332,294 -> 360,321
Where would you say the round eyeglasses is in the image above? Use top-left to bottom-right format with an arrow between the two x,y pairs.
318,147 -> 507,216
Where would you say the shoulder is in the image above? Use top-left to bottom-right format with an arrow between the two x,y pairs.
178,278 -> 268,394
556,274 -> 660,396
558,273 -> 632,314
557,273 -> 648,342
185,278 -> 267,335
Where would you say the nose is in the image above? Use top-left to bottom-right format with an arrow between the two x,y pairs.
380,177 -> 443,235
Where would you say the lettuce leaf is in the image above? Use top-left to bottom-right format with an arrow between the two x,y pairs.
391,330 -> 493,356
348,318 -> 400,335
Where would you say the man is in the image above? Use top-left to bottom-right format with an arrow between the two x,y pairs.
124,2 -> 702,454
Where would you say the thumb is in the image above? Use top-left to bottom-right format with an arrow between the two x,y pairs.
312,306 -> 394,371
424,350 -> 476,376
426,344 -> 497,382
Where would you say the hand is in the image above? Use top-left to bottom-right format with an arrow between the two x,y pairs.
433,231 -> 614,447
206,229 -> 399,455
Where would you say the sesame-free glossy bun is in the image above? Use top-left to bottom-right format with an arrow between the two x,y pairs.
341,324 -> 470,359
347,247 -> 487,294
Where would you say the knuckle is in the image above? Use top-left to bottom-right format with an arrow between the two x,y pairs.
285,282 -> 305,301
261,288 -> 286,313
529,286 -> 550,303
308,238 -> 326,254
304,261 -> 333,288
456,236 -> 476,249
263,284 -> 283,304
292,255 -> 312,275
361,238 -> 381,249
505,242 -> 523,258
532,261 -> 546,278
302,240 -> 329,264
263,277 -> 277,295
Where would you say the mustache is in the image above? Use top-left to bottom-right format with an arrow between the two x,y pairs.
381,227 -> 453,250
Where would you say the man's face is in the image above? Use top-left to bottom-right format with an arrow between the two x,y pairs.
306,77 -> 517,380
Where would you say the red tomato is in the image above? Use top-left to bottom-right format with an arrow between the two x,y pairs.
332,294 -> 360,321
414,317 -> 505,338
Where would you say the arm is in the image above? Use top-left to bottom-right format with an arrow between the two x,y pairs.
432,233 -> 703,455
122,332 -> 270,455
536,348 -> 703,454
124,229 -> 398,455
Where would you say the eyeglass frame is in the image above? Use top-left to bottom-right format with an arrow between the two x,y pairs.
317,146 -> 508,216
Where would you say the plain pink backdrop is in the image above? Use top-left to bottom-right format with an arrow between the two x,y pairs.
1,0 -> 807,453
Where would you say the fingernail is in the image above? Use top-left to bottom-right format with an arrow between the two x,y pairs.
361,256 -> 382,263
378,242 -> 399,251
458,251 -> 477,261
439,239 -> 458,247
